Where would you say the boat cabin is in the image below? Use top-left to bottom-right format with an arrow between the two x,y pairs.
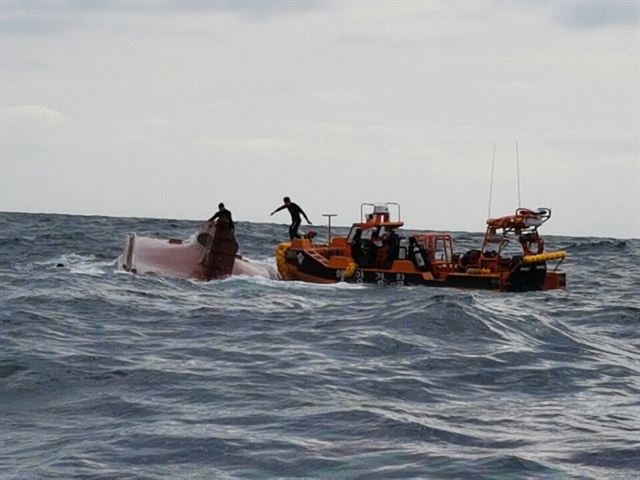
340,203 -> 455,272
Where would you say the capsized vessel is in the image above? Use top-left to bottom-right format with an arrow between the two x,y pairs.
117,219 -> 277,280
275,203 -> 566,291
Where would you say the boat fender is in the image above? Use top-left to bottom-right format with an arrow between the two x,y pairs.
466,268 -> 492,275
344,262 -> 358,279
275,242 -> 293,279
522,250 -> 567,265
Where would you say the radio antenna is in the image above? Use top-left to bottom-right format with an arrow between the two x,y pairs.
488,143 -> 496,218
516,142 -> 522,207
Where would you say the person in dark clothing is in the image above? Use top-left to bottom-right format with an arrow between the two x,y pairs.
209,202 -> 234,231
270,196 -> 311,239
386,230 -> 400,260
350,228 -> 364,265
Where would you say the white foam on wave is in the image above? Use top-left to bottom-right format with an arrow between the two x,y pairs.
35,253 -> 113,276
35,253 -> 93,266
218,273 -> 367,291
219,273 -> 281,286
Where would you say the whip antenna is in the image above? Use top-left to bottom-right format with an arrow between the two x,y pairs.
516,142 -> 522,207
488,143 -> 496,218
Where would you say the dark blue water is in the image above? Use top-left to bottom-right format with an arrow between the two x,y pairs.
1,212 -> 639,479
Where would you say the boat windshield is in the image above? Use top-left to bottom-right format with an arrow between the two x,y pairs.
348,224 -> 398,243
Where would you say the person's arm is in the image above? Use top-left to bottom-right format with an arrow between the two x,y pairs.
270,205 -> 285,216
228,211 -> 235,229
208,211 -> 220,222
299,207 -> 311,224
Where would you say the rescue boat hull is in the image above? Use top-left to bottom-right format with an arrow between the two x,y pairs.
281,246 -> 565,292
275,203 -> 567,292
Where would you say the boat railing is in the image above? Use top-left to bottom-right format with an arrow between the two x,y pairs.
360,202 -> 401,223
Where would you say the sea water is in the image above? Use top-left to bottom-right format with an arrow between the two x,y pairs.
1,212 -> 639,479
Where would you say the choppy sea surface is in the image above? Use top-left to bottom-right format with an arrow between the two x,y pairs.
1,212 -> 639,479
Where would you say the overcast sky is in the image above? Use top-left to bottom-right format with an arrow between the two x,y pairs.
1,0 -> 638,238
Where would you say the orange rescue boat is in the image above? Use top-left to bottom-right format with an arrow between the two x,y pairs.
275,203 -> 566,292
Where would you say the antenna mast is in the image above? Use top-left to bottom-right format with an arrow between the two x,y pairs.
516,142 -> 522,207
488,143 -> 496,218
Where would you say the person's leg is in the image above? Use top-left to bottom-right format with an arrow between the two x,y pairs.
289,220 -> 301,239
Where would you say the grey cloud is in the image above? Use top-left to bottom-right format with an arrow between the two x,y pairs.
486,0 -> 640,30
0,3 -> 81,35
163,0 -> 324,17
555,0 -> 638,29
0,0 -> 325,35
503,0 -> 639,30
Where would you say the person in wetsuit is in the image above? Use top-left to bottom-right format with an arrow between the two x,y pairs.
209,202 -> 234,232
350,228 -> 364,265
270,196 -> 311,239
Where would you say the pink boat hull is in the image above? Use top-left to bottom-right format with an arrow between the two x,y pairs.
116,223 -> 278,281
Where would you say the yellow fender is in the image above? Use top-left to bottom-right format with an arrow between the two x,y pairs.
275,242 -> 292,279
343,262 -> 358,279
466,268 -> 492,275
522,250 -> 567,265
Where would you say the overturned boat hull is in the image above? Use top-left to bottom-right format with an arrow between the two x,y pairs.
117,221 -> 277,280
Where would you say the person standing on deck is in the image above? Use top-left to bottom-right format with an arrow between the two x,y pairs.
270,197 -> 311,239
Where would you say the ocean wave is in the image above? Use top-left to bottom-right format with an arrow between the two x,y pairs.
564,238 -> 630,251
1,212 -> 639,479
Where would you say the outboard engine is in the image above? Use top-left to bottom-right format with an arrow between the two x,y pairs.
200,220 -> 239,280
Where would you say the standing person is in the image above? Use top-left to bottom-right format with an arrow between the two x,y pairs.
270,196 -> 311,239
209,202 -> 234,232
